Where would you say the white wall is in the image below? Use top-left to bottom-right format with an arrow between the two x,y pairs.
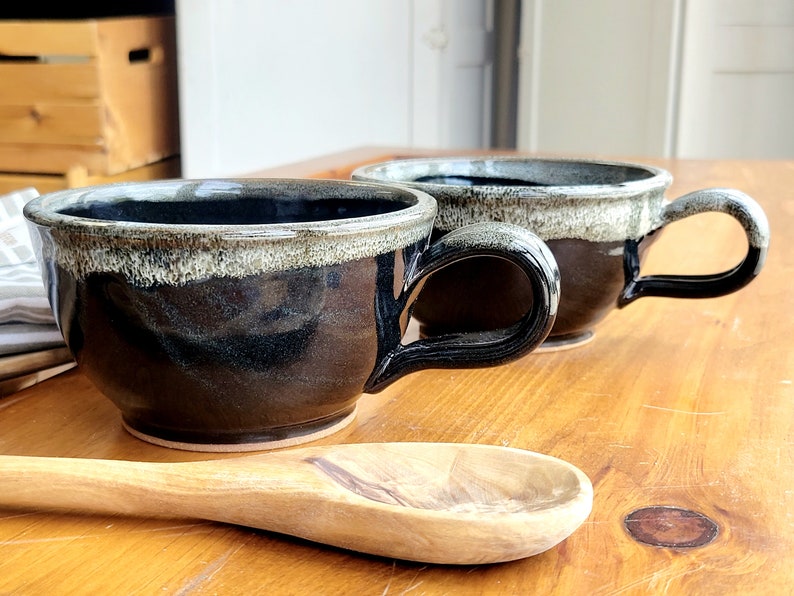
517,0 -> 681,157
676,0 -> 794,158
177,0 -> 794,172
176,0 -> 413,177
176,0 -> 495,177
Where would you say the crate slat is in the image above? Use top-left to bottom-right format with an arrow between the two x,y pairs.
0,156 -> 181,195
0,20 -> 99,57
0,143 -> 108,175
0,172 -> 67,195
0,104 -> 104,144
0,62 -> 100,103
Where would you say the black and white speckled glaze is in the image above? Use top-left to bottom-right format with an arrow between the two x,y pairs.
353,157 -> 770,346
24,178 -> 560,450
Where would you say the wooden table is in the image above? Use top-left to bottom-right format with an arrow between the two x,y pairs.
1,147 -> 791,594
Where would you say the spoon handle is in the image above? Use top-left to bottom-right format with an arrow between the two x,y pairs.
0,453 -> 325,525
0,449 -> 457,561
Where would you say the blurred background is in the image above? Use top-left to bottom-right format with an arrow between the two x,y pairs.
175,0 -> 794,176
2,0 -> 792,179
0,0 -> 789,385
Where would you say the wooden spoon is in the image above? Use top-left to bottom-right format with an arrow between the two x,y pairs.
0,442 -> 592,565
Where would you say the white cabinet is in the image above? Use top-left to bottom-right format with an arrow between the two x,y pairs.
517,0 -> 794,159
517,0 -> 681,157
412,0 -> 495,149
676,0 -> 794,158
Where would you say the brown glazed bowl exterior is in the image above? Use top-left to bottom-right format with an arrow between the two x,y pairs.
24,178 -> 561,450
353,156 -> 769,347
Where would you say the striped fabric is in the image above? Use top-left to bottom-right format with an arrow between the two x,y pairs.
0,262 -> 56,324
0,188 -> 65,356
0,323 -> 65,357
0,187 -> 38,267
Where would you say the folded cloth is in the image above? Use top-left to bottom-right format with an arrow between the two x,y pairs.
0,187 -> 39,267
0,323 -> 65,357
0,188 -> 66,355
0,261 -> 57,325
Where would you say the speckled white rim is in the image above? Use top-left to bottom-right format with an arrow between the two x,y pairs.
23,178 -> 437,287
352,156 -> 674,243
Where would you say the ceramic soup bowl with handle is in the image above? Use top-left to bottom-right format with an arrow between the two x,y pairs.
353,156 -> 769,348
24,178 -> 560,451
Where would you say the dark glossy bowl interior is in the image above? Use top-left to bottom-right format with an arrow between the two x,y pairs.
372,157 -> 657,189
58,196 -> 409,225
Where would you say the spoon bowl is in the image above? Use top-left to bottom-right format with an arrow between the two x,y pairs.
0,442 -> 592,565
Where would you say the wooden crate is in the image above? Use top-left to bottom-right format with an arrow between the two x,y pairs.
0,156 -> 181,195
0,16 -> 180,176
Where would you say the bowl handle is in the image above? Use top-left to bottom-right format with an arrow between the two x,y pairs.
364,222 -> 559,393
619,188 -> 770,306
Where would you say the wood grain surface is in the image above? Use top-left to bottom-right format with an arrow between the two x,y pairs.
0,148 -> 790,594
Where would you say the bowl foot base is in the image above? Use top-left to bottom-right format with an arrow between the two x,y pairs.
122,407 -> 358,453
536,330 -> 595,352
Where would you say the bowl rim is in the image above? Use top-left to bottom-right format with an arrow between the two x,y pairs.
23,178 -> 437,239
351,155 -> 672,200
